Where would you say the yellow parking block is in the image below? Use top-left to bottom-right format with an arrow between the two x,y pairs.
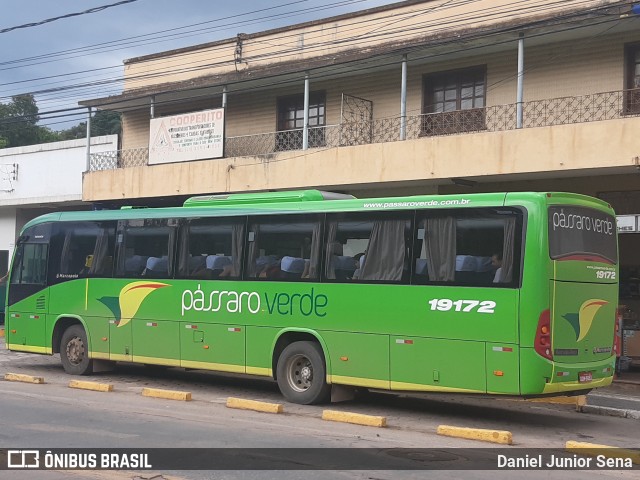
566,441 -> 640,465
437,425 -> 513,445
69,380 -> 113,392
226,397 -> 283,414
322,410 -> 387,428
4,372 -> 44,384
141,387 -> 191,401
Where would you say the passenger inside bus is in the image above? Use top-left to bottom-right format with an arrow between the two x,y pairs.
492,252 -> 503,283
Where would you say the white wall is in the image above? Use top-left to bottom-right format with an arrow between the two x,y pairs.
0,135 -> 119,263
0,135 -> 118,206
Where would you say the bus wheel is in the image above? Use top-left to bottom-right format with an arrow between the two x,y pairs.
276,341 -> 330,405
60,324 -> 94,375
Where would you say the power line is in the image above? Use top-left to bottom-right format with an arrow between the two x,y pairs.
1,0 -> 584,98
0,0 -> 140,34
0,0 -> 626,129
16,6 -> 629,127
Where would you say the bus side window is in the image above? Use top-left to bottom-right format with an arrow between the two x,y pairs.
325,213 -> 411,283
246,215 -> 322,281
176,218 -> 245,280
49,221 -> 116,284
116,220 -> 176,279
413,209 -> 521,287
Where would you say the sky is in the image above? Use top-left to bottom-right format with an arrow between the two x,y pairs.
0,0 -> 393,129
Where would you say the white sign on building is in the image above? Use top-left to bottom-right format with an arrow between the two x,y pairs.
617,215 -> 637,233
149,108 -> 225,165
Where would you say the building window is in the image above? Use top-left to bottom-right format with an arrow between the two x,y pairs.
422,67 -> 486,135
625,43 -> 640,114
276,92 -> 326,151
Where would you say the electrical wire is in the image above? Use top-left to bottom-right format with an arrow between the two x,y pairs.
3,0 -> 602,106
0,0 -> 140,34
0,0 -> 634,129
6,9 -> 627,130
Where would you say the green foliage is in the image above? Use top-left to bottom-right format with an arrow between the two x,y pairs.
0,95 -> 121,149
57,123 -> 87,141
90,110 -> 121,136
0,94 -> 43,148
56,110 -> 122,140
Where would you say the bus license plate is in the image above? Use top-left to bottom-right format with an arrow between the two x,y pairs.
579,371 -> 593,383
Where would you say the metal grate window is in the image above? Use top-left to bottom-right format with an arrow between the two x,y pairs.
625,43 -> 640,114
423,67 -> 486,135
276,92 -> 326,150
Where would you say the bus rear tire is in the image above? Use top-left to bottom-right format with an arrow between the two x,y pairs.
60,324 -> 94,375
276,341 -> 331,405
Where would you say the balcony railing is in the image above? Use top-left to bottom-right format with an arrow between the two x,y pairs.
89,89 -> 640,171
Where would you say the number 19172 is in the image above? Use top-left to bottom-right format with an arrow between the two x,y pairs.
595,270 -> 615,279
428,299 -> 496,314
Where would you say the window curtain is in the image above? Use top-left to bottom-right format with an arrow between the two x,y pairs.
89,227 -> 109,275
359,220 -> 405,281
247,224 -> 260,277
499,217 -> 516,283
115,226 -> 128,276
167,228 -> 178,276
324,222 -> 339,279
424,217 -> 456,282
177,225 -> 191,276
59,231 -> 74,274
231,224 -> 245,277
307,222 -> 322,280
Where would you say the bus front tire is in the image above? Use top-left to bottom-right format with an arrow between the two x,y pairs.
276,341 -> 331,405
60,324 -> 94,375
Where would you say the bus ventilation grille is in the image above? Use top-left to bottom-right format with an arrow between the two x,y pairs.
36,296 -> 46,310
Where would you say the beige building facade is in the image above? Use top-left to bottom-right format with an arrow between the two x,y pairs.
81,0 -> 640,206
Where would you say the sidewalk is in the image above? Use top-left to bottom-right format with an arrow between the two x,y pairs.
613,368 -> 640,386
584,367 -> 640,418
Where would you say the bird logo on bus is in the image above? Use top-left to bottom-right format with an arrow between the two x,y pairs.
562,299 -> 608,342
98,281 -> 169,327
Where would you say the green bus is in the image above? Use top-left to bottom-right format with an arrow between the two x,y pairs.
5,190 -> 618,404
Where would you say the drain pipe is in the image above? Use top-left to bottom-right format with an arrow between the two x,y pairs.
85,107 -> 92,172
516,33 -> 524,129
303,72 -> 310,150
400,54 -> 408,140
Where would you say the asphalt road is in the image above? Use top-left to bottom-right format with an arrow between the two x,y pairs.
0,338 -> 639,479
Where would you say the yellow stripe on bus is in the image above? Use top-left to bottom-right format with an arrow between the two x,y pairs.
6,344 -> 49,354
390,381 -> 483,394
181,360 -> 245,374
327,375 -> 390,389
133,355 -> 181,367
542,376 -> 612,394
246,366 -> 272,377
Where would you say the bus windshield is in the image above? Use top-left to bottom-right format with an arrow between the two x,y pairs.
548,205 -> 617,264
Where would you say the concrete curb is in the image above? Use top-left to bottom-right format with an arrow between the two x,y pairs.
226,397 -> 283,414
437,425 -> 513,445
141,387 -> 191,401
322,410 -> 387,428
566,441 -> 640,465
69,380 -> 113,392
581,404 -> 640,420
4,372 -> 44,384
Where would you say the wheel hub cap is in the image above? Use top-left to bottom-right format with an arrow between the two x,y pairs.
66,337 -> 85,365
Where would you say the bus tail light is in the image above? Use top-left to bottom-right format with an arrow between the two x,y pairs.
534,309 -> 553,360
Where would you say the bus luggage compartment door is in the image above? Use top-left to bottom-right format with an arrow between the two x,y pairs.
550,280 -> 617,365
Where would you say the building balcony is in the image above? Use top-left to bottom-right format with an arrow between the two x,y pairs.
83,89 -> 640,202
89,89 -> 640,172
